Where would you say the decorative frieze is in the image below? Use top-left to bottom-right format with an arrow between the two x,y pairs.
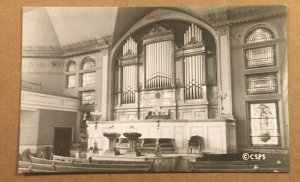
22,58 -> 64,73
214,9 -> 286,28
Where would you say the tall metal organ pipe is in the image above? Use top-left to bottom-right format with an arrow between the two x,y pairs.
145,40 -> 172,88
184,54 -> 205,100
183,24 -> 203,45
121,37 -> 138,104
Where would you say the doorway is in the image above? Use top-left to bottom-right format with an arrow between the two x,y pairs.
53,127 -> 72,157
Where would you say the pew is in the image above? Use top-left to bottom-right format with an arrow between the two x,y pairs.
52,155 -> 88,163
19,161 -> 55,172
19,156 -> 153,173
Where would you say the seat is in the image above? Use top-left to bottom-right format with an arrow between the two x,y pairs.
188,135 -> 203,154
142,138 -> 157,153
116,138 -> 143,153
158,138 -> 175,153
116,138 -> 129,151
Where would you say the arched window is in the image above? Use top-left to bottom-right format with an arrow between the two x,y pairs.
66,61 -> 76,88
245,27 -> 276,68
81,58 -> 95,70
245,27 -> 274,44
80,57 -> 96,87
67,61 -> 76,72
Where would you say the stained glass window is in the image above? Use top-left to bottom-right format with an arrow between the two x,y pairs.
249,102 -> 280,146
67,75 -> 75,88
245,27 -> 275,69
81,72 -> 95,87
246,27 -> 274,44
245,46 -> 275,68
81,90 -> 95,105
246,73 -> 278,95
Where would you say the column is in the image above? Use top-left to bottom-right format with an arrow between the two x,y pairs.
101,55 -> 109,120
218,26 -> 233,119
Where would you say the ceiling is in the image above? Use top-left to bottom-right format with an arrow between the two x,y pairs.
22,6 -> 285,48
23,7 -> 118,47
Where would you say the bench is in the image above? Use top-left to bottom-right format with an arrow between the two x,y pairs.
19,156 -> 154,173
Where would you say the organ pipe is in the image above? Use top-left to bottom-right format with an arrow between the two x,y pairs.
122,65 -> 137,104
120,36 -> 138,104
184,53 -> 206,100
145,40 -> 172,88
123,36 -> 137,56
184,24 -> 203,46
189,56 -> 192,98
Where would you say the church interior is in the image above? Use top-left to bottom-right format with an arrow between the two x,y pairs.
19,6 -> 289,173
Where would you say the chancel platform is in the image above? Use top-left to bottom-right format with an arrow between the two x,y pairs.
87,119 -> 236,155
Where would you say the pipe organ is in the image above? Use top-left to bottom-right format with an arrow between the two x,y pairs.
182,24 -> 206,100
120,37 -> 138,104
114,22 -> 216,121
145,40 -> 173,88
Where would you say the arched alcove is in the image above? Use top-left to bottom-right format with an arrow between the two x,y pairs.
109,10 -> 218,121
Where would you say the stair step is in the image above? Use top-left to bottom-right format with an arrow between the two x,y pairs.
175,157 -> 190,172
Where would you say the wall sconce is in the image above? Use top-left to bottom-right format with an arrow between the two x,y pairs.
90,110 -> 102,130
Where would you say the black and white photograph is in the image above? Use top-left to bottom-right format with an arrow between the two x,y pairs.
19,6 -> 289,173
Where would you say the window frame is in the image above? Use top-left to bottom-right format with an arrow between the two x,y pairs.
67,61 -> 76,72
80,57 -> 96,71
243,26 -> 283,148
65,60 -> 77,89
79,57 -> 96,88
245,72 -> 278,95
246,100 -> 281,148
66,74 -> 76,88
244,45 -> 276,69
80,71 -> 96,87
245,27 -> 275,44
80,90 -> 96,105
